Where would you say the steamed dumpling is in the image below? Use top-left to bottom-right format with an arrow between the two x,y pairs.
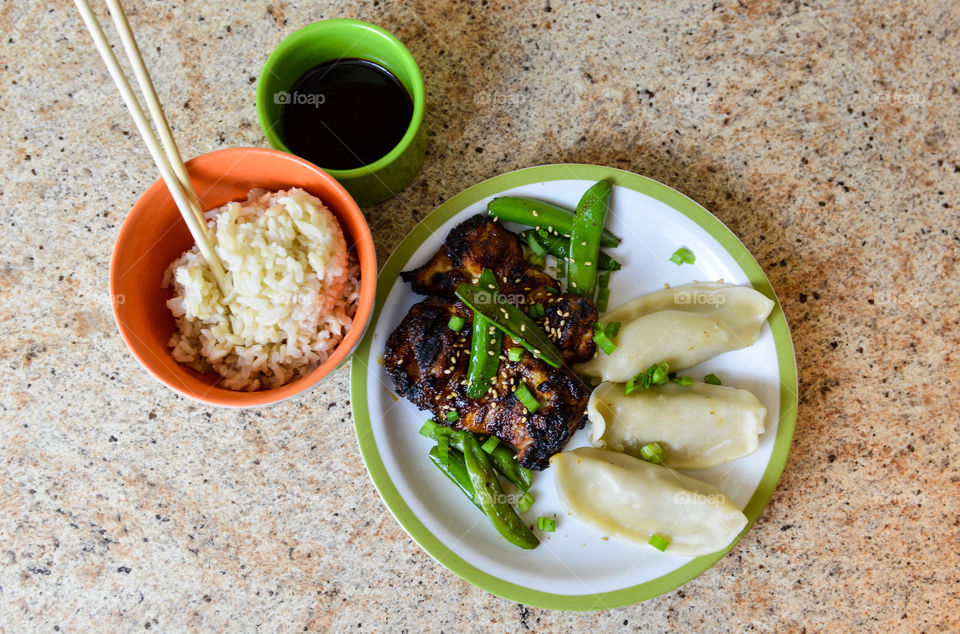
587,381 -> 766,469
574,282 -> 775,382
551,448 -> 748,556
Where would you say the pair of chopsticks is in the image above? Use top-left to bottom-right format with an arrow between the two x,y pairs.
75,0 -> 228,292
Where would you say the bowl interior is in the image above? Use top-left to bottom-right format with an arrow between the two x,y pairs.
111,147 -> 376,407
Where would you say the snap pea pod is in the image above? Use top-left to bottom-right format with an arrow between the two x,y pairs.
568,180 -> 613,298
522,230 -> 621,271
488,196 -> 620,248
465,269 -> 502,399
461,432 -> 540,549
455,283 -> 563,368
426,426 -> 533,492
428,446 -> 482,510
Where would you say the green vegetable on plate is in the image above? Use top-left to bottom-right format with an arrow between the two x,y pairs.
455,283 -> 563,369
568,180 -> 613,299
461,432 -> 540,549
465,269 -> 503,399
488,196 -> 621,248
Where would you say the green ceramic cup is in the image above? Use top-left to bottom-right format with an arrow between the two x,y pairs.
256,19 -> 426,207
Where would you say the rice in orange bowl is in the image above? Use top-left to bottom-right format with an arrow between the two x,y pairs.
162,187 -> 359,391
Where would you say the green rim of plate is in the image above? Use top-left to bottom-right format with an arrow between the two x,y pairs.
349,164 -> 798,610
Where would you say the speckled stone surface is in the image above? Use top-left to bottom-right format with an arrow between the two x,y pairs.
2,0 -> 959,630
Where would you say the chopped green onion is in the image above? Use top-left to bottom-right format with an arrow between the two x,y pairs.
669,247 -> 696,266
419,419 -> 441,438
544,286 -> 559,294
604,321 -> 620,339
481,436 -> 501,453
671,375 -> 693,386
525,231 -> 548,257
525,251 -> 546,269
598,270 -> 611,289
557,258 -> 567,278
592,328 -> 617,355
537,516 -> 556,532
704,373 -> 722,385
596,286 -> 610,312
437,434 -> 450,464
514,382 -> 541,413
625,362 -> 671,395
447,315 -> 465,331
508,347 -> 524,362
528,302 -> 545,319
648,533 -> 670,551
640,442 -> 666,465
517,491 -> 535,513
445,410 -> 459,422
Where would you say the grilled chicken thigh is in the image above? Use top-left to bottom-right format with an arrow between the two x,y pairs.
386,215 -> 602,469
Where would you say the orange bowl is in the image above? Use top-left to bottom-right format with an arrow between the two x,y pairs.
110,147 -> 377,407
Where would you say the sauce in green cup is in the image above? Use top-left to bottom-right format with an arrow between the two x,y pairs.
257,19 -> 426,207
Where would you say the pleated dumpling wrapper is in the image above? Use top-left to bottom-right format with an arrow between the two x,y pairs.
551,447 -> 748,556
574,282 -> 775,382
587,381 -> 766,469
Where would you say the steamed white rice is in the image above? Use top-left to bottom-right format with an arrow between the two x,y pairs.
163,188 -> 359,391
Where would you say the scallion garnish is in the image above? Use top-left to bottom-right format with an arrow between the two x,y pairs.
517,491 -> 535,513
481,436 -> 501,453
437,434 -> 450,464
525,231 -> 548,257
596,286 -> 610,312
508,347 -> 524,362
544,285 -> 559,294
528,302 -> 546,319
538,516 -> 556,532
419,419 -> 441,437
604,321 -> 620,339
671,375 -> 693,386
639,442 -> 666,465
445,410 -> 459,422
648,533 -> 670,551
592,328 -> 617,355
625,362 -> 670,395
514,382 -> 541,413
704,373 -> 722,385
669,247 -> 696,266
447,315 -> 465,331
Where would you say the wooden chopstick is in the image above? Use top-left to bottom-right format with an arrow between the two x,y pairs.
74,0 -> 229,291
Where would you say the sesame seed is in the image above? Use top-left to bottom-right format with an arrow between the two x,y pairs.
532,210 -> 539,216
581,241 -> 587,246
488,350 -> 495,356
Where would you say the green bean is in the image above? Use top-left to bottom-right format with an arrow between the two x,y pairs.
488,196 -> 620,248
455,283 -> 562,368
465,269 -> 502,399
461,432 -> 540,549
428,446 -> 481,510
524,230 -> 621,271
427,427 -> 533,492
568,180 -> 613,298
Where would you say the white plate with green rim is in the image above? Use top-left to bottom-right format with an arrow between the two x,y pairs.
350,164 -> 797,610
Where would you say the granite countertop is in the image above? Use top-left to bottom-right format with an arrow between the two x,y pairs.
2,0 -> 958,630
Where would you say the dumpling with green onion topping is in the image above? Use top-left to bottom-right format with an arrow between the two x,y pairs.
587,380 -> 766,469
574,282 -> 774,382
551,447 -> 747,556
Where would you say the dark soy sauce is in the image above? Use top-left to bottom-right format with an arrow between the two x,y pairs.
280,59 -> 413,170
